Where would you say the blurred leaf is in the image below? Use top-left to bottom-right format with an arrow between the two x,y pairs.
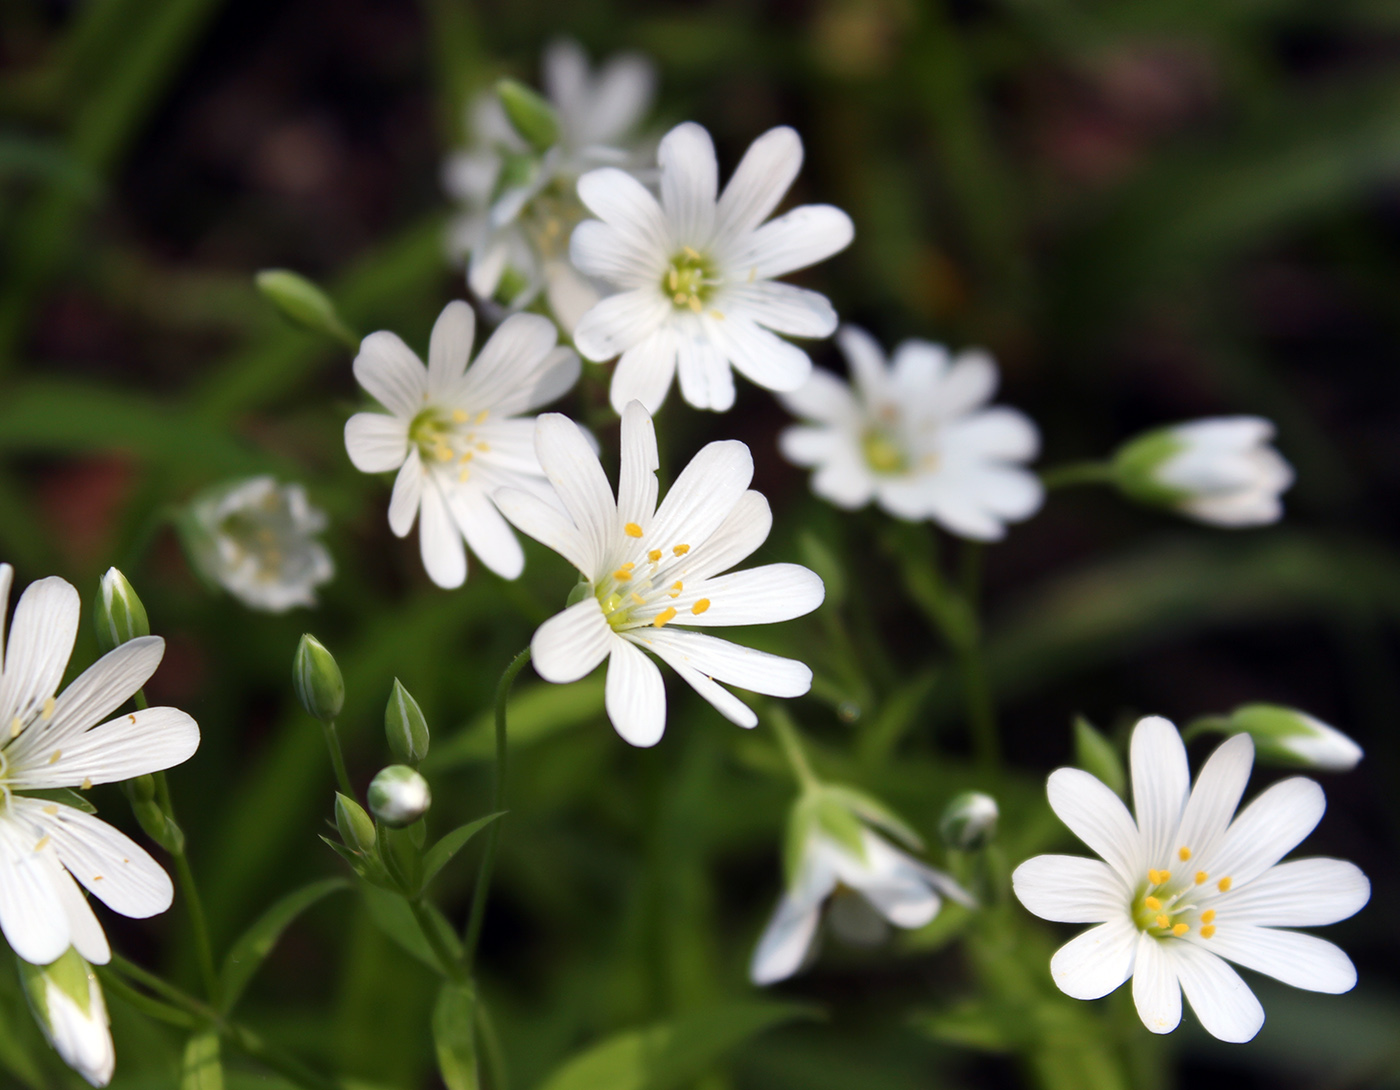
422,812 -> 506,889
1073,717 -> 1125,798
360,883 -> 462,973
219,877 -> 348,1012
433,981 -> 479,1090
536,1002 -> 818,1090
0,134 -> 98,194
430,677 -> 606,770
181,1031 -> 223,1090
17,787 -> 97,814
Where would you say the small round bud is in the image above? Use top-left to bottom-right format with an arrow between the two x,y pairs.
368,765 -> 432,828
94,567 -> 150,654
293,634 -> 344,722
496,78 -> 560,152
335,793 -> 377,854
385,679 -> 429,765
939,791 -> 999,851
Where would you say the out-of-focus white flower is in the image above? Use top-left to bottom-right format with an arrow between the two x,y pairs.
569,121 -> 854,414
0,564 -> 199,966
1012,716 -> 1369,1042
444,39 -> 657,331
184,476 -> 333,612
345,301 -> 579,589
19,948 -> 114,1087
1112,417 -> 1293,527
780,326 -> 1043,540
496,402 -> 824,746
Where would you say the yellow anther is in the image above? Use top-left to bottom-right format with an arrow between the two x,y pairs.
672,543 -> 689,556
1200,909 -> 1215,924
93,875 -> 103,882
452,409 -> 469,423
1154,914 -> 1170,929
668,269 -> 679,291
434,444 -> 453,462
683,246 -> 701,260
612,569 -> 633,583
630,593 -> 646,605
41,697 -> 55,720
1148,869 -> 1170,885
1143,896 -> 1162,911
625,523 -> 644,538
648,549 -> 662,562
747,266 -> 757,282
673,292 -> 688,305
668,581 -> 683,598
48,750 -> 61,765
81,778 -> 92,790
34,836 -> 49,852
709,309 -> 724,320
459,450 -> 474,462
458,468 -> 471,483
688,295 -> 703,313
653,607 -> 677,628
1172,923 -> 1189,937
476,410 -> 489,423
9,717 -> 20,738
1178,846 -> 1192,862
128,714 -> 136,724
692,599 -> 710,615
620,562 -> 635,571
1217,876 -> 1232,892
1195,871 -> 1209,885
42,805 -> 57,816
475,441 -> 490,452
1200,925 -> 1216,939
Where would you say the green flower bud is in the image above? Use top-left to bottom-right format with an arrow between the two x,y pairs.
496,78 -> 560,152
385,679 -> 429,765
1212,704 -> 1362,772
1110,429 -> 1188,509
254,269 -> 356,346
18,949 -> 113,1088
368,765 -> 431,828
335,793 -> 377,855
93,567 -> 150,655
293,634 -> 344,722
939,791 -> 999,851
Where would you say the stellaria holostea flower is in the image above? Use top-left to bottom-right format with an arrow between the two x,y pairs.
345,301 -> 580,589
183,476 -> 333,612
569,121 -> 855,413
781,326 -> 1043,540
19,948 -> 114,1086
0,564 -> 199,966
496,401 -> 824,746
1012,716 -> 1369,1042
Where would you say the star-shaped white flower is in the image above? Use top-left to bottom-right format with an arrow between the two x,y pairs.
780,326 -> 1043,540
185,476 -> 333,612
570,121 -> 855,414
1012,716 -> 1370,1042
0,565 -> 200,967
496,402 -> 824,746
345,301 -> 580,589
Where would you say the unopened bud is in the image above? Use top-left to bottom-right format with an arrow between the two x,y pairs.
939,791 -> 999,851
18,948 -> 114,1087
385,679 -> 429,765
335,793 -> 377,854
1224,704 -> 1362,772
93,568 -> 149,655
255,269 -> 356,346
496,78 -> 560,152
368,765 -> 431,828
293,634 -> 344,722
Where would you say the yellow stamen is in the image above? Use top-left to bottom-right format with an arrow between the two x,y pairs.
1143,896 -> 1162,911
612,569 -> 633,583
34,836 -> 49,852
459,450 -> 474,463
630,593 -> 645,604
668,269 -> 679,291
48,750 -> 61,765
41,697 -> 55,720
434,444 -> 453,462
648,549 -> 662,562
9,717 -> 20,738
42,805 -> 57,816
668,581 -> 683,598
672,543 -> 689,556
653,607 -> 677,628
93,875 -> 103,882
1200,925 -> 1216,939
1178,846 -> 1192,862
688,295 -> 702,313
692,598 -> 710,614
81,778 -> 92,790
1195,871 -> 1209,885
709,309 -> 724,320
1200,909 -> 1215,924
1217,876 -> 1232,892
747,266 -> 757,282
1148,869 -> 1171,885
476,410 -> 489,424
673,292 -> 688,305
1172,923 -> 1189,937
475,441 -> 490,452
683,246 -> 701,260
458,468 -> 471,482
625,522 -> 644,538
452,409 -> 469,423
1154,914 -> 1170,929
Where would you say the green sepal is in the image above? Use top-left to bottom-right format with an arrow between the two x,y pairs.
293,634 -> 344,723
1073,715 -> 1126,798
17,788 -> 96,815
19,947 -> 91,1014
782,795 -> 819,889
93,567 -> 150,654
380,822 -> 424,895
496,78 -> 560,152
813,792 -> 867,863
385,678 -> 430,765
254,269 -> 356,347
1110,429 -> 1189,509
820,785 -> 923,850
320,835 -> 391,888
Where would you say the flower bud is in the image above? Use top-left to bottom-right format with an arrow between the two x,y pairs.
1223,704 -> 1362,772
254,269 -> 355,346
293,634 -> 344,722
939,791 -> 999,851
496,78 -> 560,152
335,793 -> 377,854
385,679 -> 429,765
368,765 -> 432,828
93,567 -> 150,655
18,948 -> 114,1087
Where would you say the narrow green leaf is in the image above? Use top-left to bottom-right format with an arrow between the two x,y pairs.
360,883 -> 462,972
219,878 -> 348,1012
432,981 -> 478,1090
422,812 -> 506,889
1073,717 -> 1126,798
181,1031 -> 223,1090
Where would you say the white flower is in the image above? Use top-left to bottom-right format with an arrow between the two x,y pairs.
1113,416 -> 1294,527
751,824 -> 971,985
496,401 -> 824,746
444,39 -> 656,330
0,564 -> 200,966
1012,716 -> 1370,1043
780,326 -> 1043,540
569,121 -> 855,414
345,301 -> 580,589
185,476 -> 333,612
19,948 -> 114,1086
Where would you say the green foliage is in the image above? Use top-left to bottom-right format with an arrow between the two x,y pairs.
433,981 -> 479,1090
219,878 -> 349,1013
181,1031 -> 224,1090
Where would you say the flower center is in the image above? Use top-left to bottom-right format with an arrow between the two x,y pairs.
663,248 -> 720,314
861,428 -> 908,475
1130,849 -> 1229,940
593,525 -> 708,632
409,407 -> 490,483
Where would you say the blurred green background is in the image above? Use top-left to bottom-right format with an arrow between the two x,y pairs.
2,1 -> 1398,1088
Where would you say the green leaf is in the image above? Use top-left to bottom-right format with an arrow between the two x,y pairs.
15,787 -> 97,814
181,1031 -> 223,1090
1073,717 -> 1126,798
820,785 -> 923,850
219,877 -> 348,1012
422,812 -> 506,889
360,882 -> 462,972
536,1002 -> 817,1090
432,980 -> 478,1090
429,677 -> 606,770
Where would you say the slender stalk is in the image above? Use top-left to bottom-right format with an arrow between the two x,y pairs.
768,704 -> 818,791
1039,461 -> 1116,490
477,994 -> 510,1090
954,541 -> 1000,770
321,719 -> 356,799
409,897 -> 468,984
461,647 -> 530,976
97,967 -> 199,1028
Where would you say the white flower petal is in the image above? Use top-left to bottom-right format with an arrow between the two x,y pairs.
46,851 -> 110,965
0,563 -> 11,656
642,628 -> 811,698
675,490 -> 772,582
1173,733 -> 1254,862
779,369 -> 858,427
32,803 -> 173,918
544,262 -> 600,336
714,314 -> 813,393
388,451 -> 424,538
886,339 -> 950,400
534,412 -> 616,572
617,400 -> 659,532
1,576 -> 79,728
577,167 -> 671,254
1046,767 -> 1143,886
1049,920 -> 1137,1001
1203,776 -> 1325,888
445,485 -> 524,581
779,425 -> 842,468
725,282 -> 837,339
1132,933 -> 1182,1035
532,599 -> 612,684
647,440 -> 753,559
353,331 -> 427,418
426,300 -> 476,397
1130,716 -> 1191,870
570,221 -> 659,286
1202,924 -> 1357,993
658,122 -> 717,245
0,819 -> 69,964
604,637 -> 667,747
575,288 -> 670,363
1218,858 -> 1370,926
609,327 -> 679,415
729,204 -> 854,280
15,707 -> 198,789
494,486 -> 596,575
1172,940 -> 1264,1043
675,319 -> 736,413
837,326 -> 891,405
670,564 -> 823,626
750,891 -> 822,985
717,126 -> 803,238
813,455 -> 876,510
941,408 -> 1040,462
458,312 -> 560,413
643,645 -> 758,727
345,412 -> 409,473
419,480 -> 468,588
1012,855 -> 1128,923
928,349 -> 996,416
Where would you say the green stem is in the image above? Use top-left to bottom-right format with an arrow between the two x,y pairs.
1039,461 -> 1116,490
409,897 -> 467,984
461,647 -> 530,977
477,995 -> 510,1090
768,704 -> 818,791
321,719 -> 356,800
